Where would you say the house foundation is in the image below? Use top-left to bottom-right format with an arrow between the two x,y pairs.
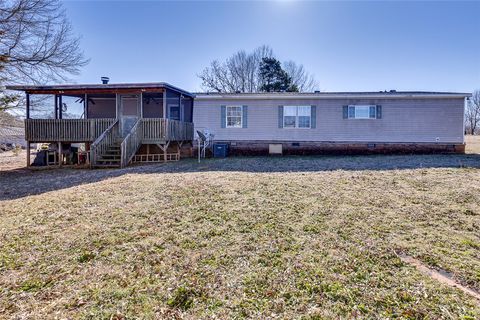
199,141 -> 466,156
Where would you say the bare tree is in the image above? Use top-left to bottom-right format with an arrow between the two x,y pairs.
465,90 -> 480,135
198,45 -> 318,93
0,0 -> 89,111
283,60 -> 318,92
198,45 -> 273,93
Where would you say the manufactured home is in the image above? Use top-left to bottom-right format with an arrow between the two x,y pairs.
194,91 -> 470,155
7,81 -> 470,168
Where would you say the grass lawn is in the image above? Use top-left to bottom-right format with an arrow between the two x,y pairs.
1,138 -> 480,319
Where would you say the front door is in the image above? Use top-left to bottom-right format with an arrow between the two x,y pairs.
120,94 -> 140,137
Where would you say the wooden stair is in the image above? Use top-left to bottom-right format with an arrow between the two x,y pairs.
94,143 -> 121,168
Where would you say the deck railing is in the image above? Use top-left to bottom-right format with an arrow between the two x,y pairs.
142,118 -> 194,143
90,120 -> 119,167
120,119 -> 142,168
25,118 -> 115,142
25,118 -> 194,144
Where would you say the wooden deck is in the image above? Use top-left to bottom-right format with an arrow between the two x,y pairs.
25,118 -> 194,143
142,118 -> 194,143
25,119 -> 115,143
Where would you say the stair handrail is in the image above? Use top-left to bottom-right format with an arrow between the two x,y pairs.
90,119 -> 119,167
120,119 -> 143,168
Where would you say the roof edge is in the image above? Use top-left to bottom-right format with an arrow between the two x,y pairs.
5,82 -> 195,98
195,92 -> 472,100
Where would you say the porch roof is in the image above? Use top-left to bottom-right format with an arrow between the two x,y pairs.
6,82 -> 195,98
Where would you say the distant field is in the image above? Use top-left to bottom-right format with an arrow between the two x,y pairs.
0,138 -> 479,318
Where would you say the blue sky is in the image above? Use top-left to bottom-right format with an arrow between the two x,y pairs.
63,0 -> 480,93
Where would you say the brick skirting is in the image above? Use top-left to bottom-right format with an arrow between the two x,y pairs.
197,141 -> 465,156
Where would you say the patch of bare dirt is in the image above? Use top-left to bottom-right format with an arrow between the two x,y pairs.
397,252 -> 480,303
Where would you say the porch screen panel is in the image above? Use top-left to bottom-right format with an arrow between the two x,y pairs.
87,94 -> 116,118
122,96 -> 139,116
143,93 -> 163,118
28,94 -> 55,119
182,97 -> 193,122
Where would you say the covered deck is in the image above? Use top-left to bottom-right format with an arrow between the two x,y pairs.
24,118 -> 193,144
7,82 -> 195,168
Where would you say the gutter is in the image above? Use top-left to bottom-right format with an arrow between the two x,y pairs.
195,93 -> 472,100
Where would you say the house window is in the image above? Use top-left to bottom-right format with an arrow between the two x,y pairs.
283,106 -> 311,128
168,104 -> 180,121
226,106 -> 243,128
348,105 -> 376,119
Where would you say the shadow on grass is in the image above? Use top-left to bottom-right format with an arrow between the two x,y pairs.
1,153 -> 479,201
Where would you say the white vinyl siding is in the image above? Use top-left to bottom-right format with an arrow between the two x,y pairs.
283,106 -> 311,128
226,106 -> 243,128
348,105 -> 376,119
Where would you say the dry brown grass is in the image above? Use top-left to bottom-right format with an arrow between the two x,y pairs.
1,140 -> 480,319
466,135 -> 480,154
0,149 -> 27,171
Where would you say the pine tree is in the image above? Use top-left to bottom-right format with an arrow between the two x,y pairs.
259,57 -> 298,92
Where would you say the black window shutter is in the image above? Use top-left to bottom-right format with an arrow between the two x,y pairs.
220,105 -> 226,128
342,105 -> 348,119
242,105 -> 248,128
310,105 -> 316,129
278,106 -> 284,128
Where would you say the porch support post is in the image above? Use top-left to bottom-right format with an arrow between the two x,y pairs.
84,93 -> 87,119
58,142 -> 62,167
140,92 -> 143,118
164,141 -> 170,163
116,93 -> 119,119
163,91 -> 167,119
178,95 -> 182,121
58,95 -> 63,119
54,94 -> 58,119
26,93 -> 30,119
26,142 -> 30,167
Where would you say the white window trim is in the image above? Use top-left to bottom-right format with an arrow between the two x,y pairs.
348,105 -> 376,119
283,106 -> 311,129
225,105 -> 243,128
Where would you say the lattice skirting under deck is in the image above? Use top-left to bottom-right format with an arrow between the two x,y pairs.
132,153 -> 180,163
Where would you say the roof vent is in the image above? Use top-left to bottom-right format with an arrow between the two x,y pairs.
314,90 -> 320,93
101,76 -> 109,84
389,89 -> 397,93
